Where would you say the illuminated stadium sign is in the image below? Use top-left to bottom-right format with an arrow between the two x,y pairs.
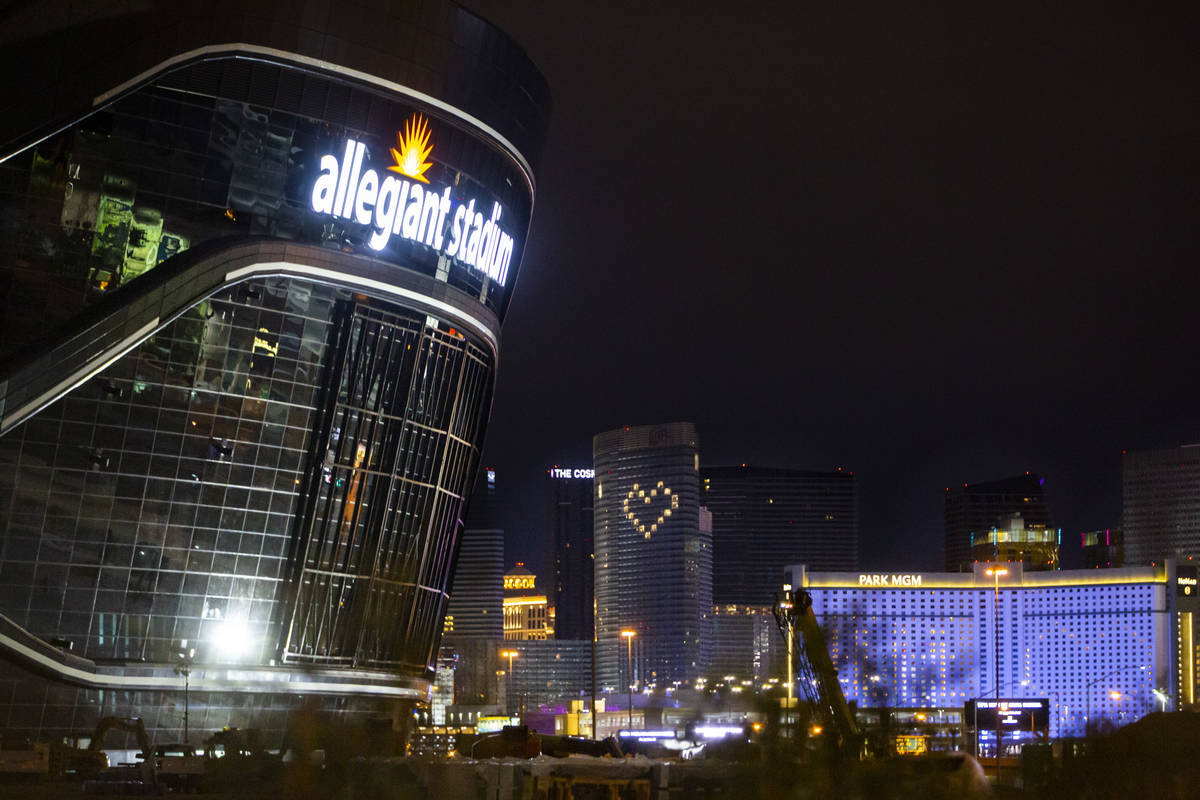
310,114 -> 516,286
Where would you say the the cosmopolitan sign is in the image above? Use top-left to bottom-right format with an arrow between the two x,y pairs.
859,574 -> 923,587
310,115 -> 516,287
550,468 -> 595,479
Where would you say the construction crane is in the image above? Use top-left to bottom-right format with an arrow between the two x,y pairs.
774,583 -> 862,755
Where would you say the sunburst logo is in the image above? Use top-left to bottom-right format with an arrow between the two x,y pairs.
388,114 -> 434,183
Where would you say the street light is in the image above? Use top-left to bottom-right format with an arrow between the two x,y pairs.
985,566 -> 1008,783
775,584 -> 797,740
1086,665 -> 1147,733
174,642 -> 195,747
500,650 -> 518,719
620,629 -> 636,732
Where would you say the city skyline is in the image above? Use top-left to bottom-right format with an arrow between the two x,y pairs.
1,0 -> 1197,787
485,443 -> 1190,582
465,0 -> 1199,574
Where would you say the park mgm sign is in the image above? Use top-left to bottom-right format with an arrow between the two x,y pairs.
858,574 -> 924,587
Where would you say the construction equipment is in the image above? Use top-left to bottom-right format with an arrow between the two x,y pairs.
0,730 -> 108,779
0,732 -> 50,777
151,743 -> 205,792
205,726 -> 266,760
50,739 -> 108,780
470,725 -> 542,759
538,733 -> 623,758
202,727 -> 278,789
82,717 -> 157,794
774,584 -> 863,756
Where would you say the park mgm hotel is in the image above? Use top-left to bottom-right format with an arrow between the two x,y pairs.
788,561 -> 1198,741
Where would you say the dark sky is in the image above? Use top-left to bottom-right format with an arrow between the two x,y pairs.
461,1 -> 1200,575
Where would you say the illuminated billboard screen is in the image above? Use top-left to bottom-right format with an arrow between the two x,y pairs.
965,698 -> 1049,730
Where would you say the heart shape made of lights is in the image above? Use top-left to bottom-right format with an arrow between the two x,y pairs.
623,481 -> 679,539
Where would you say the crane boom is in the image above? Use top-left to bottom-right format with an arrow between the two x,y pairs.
775,585 -> 860,751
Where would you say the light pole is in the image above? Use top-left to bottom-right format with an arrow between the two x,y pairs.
781,587 -> 794,706
985,566 -> 1008,783
620,629 -> 636,732
1086,665 -> 1147,734
775,585 -> 797,740
174,642 -> 195,746
500,649 -> 518,719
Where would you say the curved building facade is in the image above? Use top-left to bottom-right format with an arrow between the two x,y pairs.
0,0 -> 549,745
593,423 -> 710,692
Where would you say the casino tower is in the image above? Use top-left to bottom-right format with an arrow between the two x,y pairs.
593,423 -> 710,692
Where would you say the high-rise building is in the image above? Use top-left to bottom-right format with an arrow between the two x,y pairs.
1123,445 -> 1200,565
703,465 -> 857,604
709,604 -> 779,684
503,563 -> 552,640
1082,529 -> 1125,569
593,423 -> 710,691
943,473 -> 1051,571
504,639 -> 592,708
546,466 -> 594,641
441,638 -> 502,707
0,0 -> 548,746
445,469 -> 505,639
445,528 -> 504,640
431,647 -> 457,725
969,512 -> 1061,570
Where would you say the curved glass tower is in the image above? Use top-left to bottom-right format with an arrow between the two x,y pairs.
0,0 -> 549,745
593,423 -> 710,692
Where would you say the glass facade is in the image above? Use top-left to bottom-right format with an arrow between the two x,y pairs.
0,3 -> 547,747
943,473 -> 1051,572
709,604 -> 779,683
1,277 -> 333,667
505,639 -> 592,709
0,56 -> 530,362
284,299 -> 492,670
1123,445 -> 1200,565
703,465 -> 858,605
0,678 -> 390,753
0,272 -> 492,738
593,423 -> 711,692
547,472 -> 594,641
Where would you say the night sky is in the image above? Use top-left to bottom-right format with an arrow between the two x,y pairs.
462,1 -> 1200,575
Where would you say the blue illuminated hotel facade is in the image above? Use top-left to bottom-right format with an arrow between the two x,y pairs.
788,562 -> 1191,740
